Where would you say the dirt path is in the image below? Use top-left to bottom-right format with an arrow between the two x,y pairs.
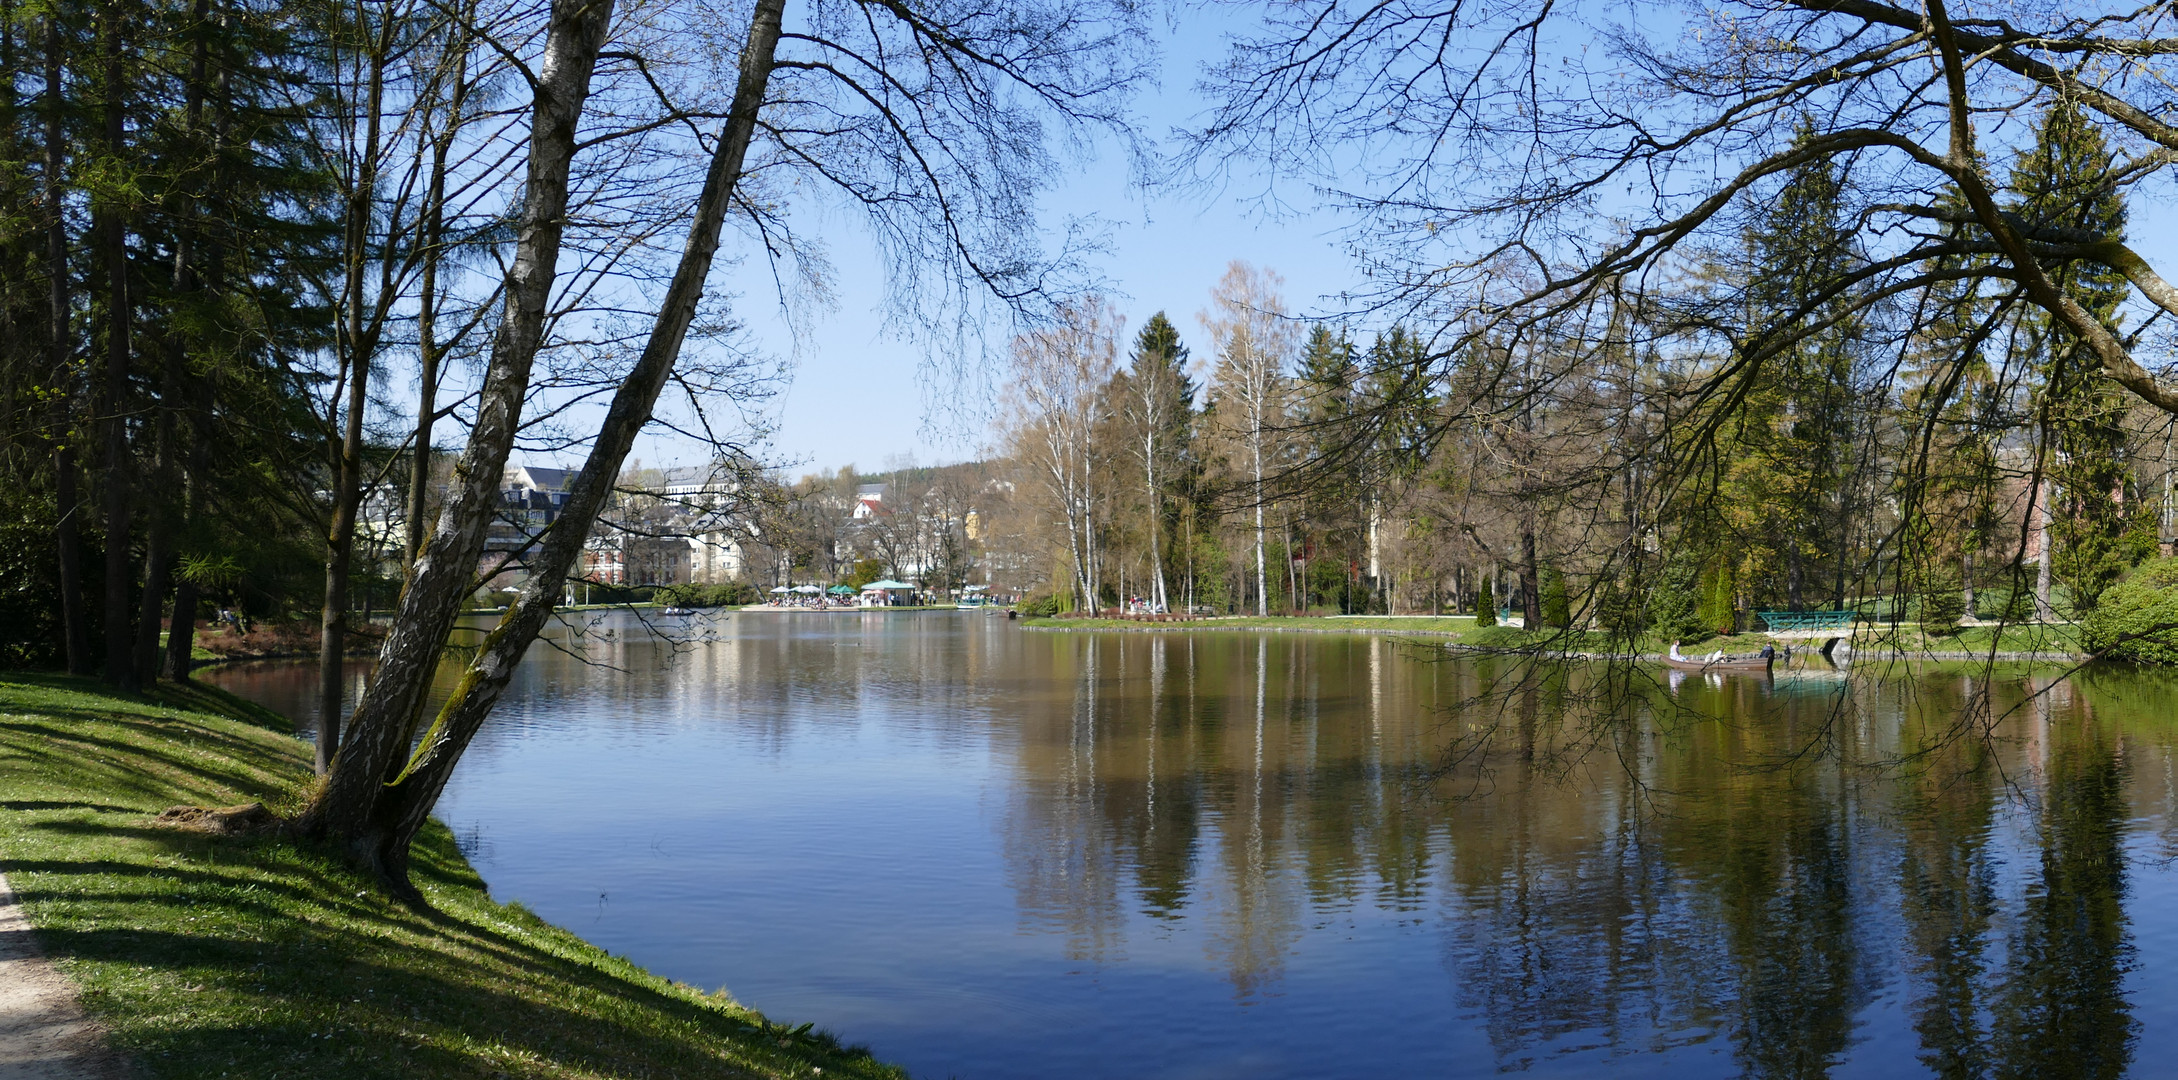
0,872 -> 133,1079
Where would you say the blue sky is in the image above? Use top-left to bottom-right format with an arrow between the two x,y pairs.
625,10 -> 1369,479
613,4 -> 2178,481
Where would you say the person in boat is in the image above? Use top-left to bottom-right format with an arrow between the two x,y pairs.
1669,640 -> 1685,661
1760,643 -> 1776,660
1707,648 -> 1722,662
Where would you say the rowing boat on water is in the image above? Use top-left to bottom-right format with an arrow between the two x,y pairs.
1663,650 -> 1774,673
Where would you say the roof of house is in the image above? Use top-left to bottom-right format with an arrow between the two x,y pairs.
660,465 -> 710,490
505,465 -> 572,491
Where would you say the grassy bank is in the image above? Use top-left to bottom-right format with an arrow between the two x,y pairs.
0,673 -> 902,1080
1021,614 -> 1480,634
1021,614 -> 2087,658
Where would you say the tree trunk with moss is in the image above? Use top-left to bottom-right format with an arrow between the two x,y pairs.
295,0 -> 620,886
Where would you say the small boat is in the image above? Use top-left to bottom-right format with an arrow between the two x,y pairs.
1663,645 -> 1773,673
659,606 -> 694,616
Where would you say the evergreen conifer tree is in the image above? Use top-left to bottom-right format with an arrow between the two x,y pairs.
2010,99 -> 2154,612
1730,121 -> 1864,613
1124,311 -> 1194,612
1540,566 -> 1570,628
1298,324 -> 1361,609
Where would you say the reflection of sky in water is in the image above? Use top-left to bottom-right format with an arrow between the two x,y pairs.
211,614 -> 2178,1079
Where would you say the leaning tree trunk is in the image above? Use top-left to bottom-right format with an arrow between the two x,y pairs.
317,29 -> 392,773
407,12 -> 472,567
352,0 -> 787,889
297,0 -> 621,871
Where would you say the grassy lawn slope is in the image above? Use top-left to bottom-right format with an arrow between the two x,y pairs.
0,673 -> 902,1080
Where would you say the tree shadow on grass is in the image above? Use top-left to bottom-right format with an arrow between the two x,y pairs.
29,915 -> 895,1079
1,800 -> 142,814
0,720 -> 303,810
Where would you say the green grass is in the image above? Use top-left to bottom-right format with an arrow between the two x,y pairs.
1023,614 -> 1630,650
153,630 -> 225,662
1022,614 -> 1480,634
0,672 -> 904,1080
1858,620 -> 2084,655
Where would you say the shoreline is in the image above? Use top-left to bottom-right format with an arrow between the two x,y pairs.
0,673 -> 902,1079
1021,616 -> 2092,664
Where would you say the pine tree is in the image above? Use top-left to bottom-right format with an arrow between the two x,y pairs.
2011,99 -> 2154,612
1298,324 -> 1361,609
1726,121 -> 1865,613
1123,310 -> 1194,612
1897,181 -> 2003,621
1358,326 -> 1434,475
1540,566 -> 1570,628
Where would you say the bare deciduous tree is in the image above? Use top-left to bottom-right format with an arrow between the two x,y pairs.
1202,261 -> 1294,617
1006,297 -> 1122,612
302,0 -> 1151,894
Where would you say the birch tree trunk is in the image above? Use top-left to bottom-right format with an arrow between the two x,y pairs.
306,0 -> 788,892
298,0 -> 618,876
1145,437 -> 1167,612
1252,431 -> 1267,617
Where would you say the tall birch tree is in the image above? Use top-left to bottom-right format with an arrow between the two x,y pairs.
1007,297 -> 1121,612
300,0 -> 1150,893
1202,261 -> 1293,617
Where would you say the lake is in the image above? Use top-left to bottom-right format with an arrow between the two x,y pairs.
206,610 -> 2178,1078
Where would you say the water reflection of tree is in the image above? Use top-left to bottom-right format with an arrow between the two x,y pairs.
1894,675 -> 2000,1080
1004,635 -> 1130,961
1987,691 -> 2136,1080
992,633 -> 2155,1071
1658,683 -> 1874,1079
1005,633 -> 1451,993
1440,678 -> 1727,1068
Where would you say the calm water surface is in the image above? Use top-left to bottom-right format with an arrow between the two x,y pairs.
208,611 -> 2178,1079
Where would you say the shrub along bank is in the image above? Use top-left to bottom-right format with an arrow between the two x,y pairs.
656,581 -> 764,608
0,674 -> 901,1080
2083,557 -> 2178,665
